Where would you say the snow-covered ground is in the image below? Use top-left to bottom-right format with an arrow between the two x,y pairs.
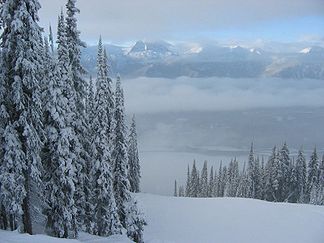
138,193 -> 324,243
2,193 -> 324,243
0,230 -> 132,243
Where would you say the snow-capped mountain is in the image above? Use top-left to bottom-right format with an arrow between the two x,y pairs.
127,40 -> 177,59
81,41 -> 324,79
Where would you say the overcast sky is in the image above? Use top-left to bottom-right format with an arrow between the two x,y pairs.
39,0 -> 324,44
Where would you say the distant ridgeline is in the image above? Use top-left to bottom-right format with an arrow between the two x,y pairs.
0,0 -> 144,242
174,143 -> 324,205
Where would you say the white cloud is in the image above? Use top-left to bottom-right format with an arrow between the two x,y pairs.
122,77 -> 324,113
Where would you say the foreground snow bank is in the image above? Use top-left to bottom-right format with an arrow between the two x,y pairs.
0,230 -> 133,243
2,193 -> 324,243
137,193 -> 324,243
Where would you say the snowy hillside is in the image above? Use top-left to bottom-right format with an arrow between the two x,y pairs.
138,193 -> 324,243
2,193 -> 324,243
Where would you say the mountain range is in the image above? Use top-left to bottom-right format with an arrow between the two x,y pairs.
81,40 -> 324,80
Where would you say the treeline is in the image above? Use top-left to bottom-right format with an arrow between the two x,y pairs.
0,0 -> 143,242
175,143 -> 324,205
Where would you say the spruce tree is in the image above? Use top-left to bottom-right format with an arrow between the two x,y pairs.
128,115 -> 141,193
174,180 -> 178,197
65,0 -> 89,226
296,147 -> 307,203
265,147 -> 280,202
112,76 -> 145,241
91,37 -> 121,236
208,166 -> 214,197
112,75 -> 132,225
190,161 -> 199,197
247,143 -> 255,198
279,142 -> 291,201
200,161 -> 208,197
42,11 -> 79,238
307,147 -> 319,202
0,0 -> 44,234
185,165 -> 191,197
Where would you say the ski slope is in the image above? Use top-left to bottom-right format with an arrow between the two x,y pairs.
138,193 -> 324,243
1,193 -> 324,243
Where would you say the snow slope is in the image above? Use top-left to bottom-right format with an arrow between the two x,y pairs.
2,193 -> 324,243
137,193 -> 324,243
0,230 -> 133,243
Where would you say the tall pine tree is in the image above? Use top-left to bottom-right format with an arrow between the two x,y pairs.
128,115 -> 141,193
91,37 -> 121,236
0,0 -> 44,234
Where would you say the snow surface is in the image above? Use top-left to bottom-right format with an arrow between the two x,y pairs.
0,230 -> 133,243
2,193 -> 324,243
137,193 -> 324,243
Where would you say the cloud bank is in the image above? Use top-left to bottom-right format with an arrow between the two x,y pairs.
123,77 -> 324,114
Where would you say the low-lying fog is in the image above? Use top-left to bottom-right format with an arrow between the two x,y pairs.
123,77 -> 324,195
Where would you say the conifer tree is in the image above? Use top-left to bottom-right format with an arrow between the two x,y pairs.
174,180 -> 178,197
200,161 -> 208,197
254,156 -> 261,199
91,37 -> 121,236
185,165 -> 191,197
296,147 -> 307,203
216,162 -> 223,197
247,143 -> 255,198
112,76 -> 145,241
208,166 -> 214,197
279,142 -> 291,201
190,161 -> 199,197
265,147 -> 280,201
112,76 -> 132,225
128,115 -> 141,193
65,0 -> 89,226
0,0 -> 44,234
42,11 -> 78,238
307,147 -> 319,202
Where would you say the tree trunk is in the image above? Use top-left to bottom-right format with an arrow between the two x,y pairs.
0,204 -> 8,230
22,170 -> 33,234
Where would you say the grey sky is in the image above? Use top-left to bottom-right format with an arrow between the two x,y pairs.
39,0 -> 324,43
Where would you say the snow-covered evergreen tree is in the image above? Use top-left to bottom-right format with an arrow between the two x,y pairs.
65,0 -> 89,227
90,37 -> 121,236
0,0 -> 44,234
185,165 -> 191,197
226,159 -> 240,197
307,147 -> 319,202
247,143 -> 255,198
288,158 -> 298,203
265,147 -> 280,202
208,166 -> 214,197
279,142 -> 291,201
189,161 -> 199,197
200,161 -> 208,197
253,156 -> 261,199
128,115 -> 141,193
174,180 -> 178,197
112,75 -> 145,241
112,75 -> 132,225
296,147 -> 307,203
42,11 -> 78,238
